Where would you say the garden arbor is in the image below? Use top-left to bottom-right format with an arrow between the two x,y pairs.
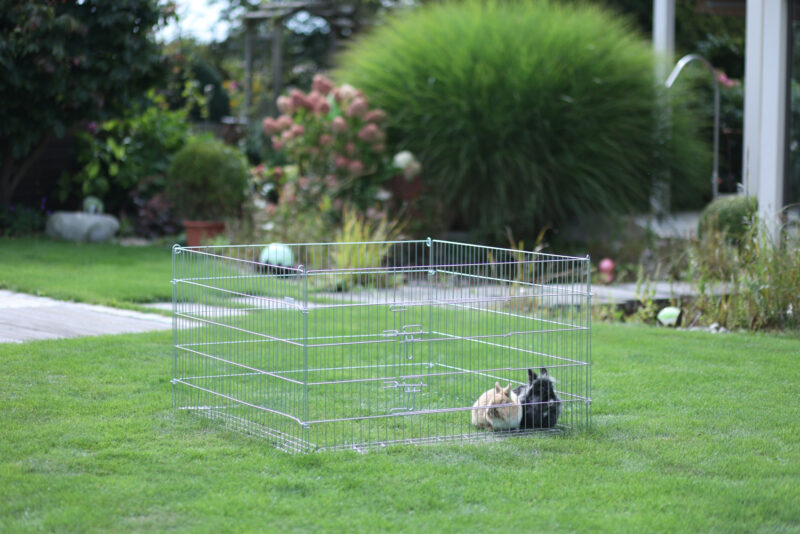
241,1 -> 356,123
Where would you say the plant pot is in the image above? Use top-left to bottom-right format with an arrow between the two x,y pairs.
183,220 -> 226,247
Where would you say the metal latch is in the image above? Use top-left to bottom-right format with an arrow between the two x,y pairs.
383,380 -> 426,412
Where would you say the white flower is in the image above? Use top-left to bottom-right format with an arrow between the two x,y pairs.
374,188 -> 392,201
393,150 -> 415,170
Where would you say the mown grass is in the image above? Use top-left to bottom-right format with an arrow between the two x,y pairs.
2,324 -> 799,532
0,237 -> 174,305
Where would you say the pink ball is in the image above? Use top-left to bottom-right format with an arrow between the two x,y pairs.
598,258 -> 615,274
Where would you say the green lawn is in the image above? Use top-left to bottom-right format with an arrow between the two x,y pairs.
2,324 -> 799,532
0,237 -> 174,305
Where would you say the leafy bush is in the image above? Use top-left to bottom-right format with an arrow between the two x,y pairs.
63,92 -> 191,216
166,138 -> 249,221
335,0 -> 708,241
0,198 -> 49,237
190,59 -> 230,122
697,195 -> 757,243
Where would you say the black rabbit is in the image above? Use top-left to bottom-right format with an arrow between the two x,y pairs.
513,368 -> 562,429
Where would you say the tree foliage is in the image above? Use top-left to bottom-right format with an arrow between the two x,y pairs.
0,0 -> 173,207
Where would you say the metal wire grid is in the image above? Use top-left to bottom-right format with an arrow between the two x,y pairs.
171,239 -> 591,453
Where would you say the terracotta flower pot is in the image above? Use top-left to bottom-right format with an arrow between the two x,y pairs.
183,220 -> 226,247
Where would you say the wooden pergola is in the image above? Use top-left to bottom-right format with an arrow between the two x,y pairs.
242,1 -> 353,124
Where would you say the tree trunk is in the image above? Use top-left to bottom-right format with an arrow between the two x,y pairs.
0,134 -> 52,209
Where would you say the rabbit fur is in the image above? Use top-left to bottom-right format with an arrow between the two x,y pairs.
512,368 -> 562,429
471,382 -> 523,431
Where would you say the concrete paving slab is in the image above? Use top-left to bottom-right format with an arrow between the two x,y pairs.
0,290 -> 172,343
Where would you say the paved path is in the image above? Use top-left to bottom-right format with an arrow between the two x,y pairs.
0,280 -> 700,344
0,290 -> 172,343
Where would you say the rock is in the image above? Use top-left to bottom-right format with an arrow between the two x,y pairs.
45,211 -> 120,243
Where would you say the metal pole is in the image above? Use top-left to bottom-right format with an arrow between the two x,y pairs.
665,53 -> 721,200
272,17 -> 284,117
243,19 -> 254,127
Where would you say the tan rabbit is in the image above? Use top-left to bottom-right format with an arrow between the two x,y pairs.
471,382 -> 523,431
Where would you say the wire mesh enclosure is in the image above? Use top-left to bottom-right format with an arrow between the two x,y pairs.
171,239 -> 591,452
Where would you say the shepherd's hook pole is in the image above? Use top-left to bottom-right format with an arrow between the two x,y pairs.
665,53 -> 720,200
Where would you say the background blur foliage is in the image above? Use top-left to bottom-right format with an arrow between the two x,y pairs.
336,0 -> 709,243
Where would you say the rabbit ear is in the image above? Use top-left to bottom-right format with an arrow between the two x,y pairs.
541,367 -> 548,376
529,368 -> 537,382
494,382 -> 502,393
503,384 -> 511,395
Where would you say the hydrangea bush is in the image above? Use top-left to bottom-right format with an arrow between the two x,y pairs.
260,75 -> 393,212
254,76 -> 420,243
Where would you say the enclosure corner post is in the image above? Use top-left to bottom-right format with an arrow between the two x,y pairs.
300,264 -> 310,442
585,254 -> 592,429
171,244 -> 181,409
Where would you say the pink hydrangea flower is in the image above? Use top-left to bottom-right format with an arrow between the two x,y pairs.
335,155 -> 349,169
271,136 -> 284,150
334,84 -> 359,104
312,74 -> 334,95
345,142 -> 356,156
262,117 -> 280,135
348,160 -> 365,177
357,123 -> 385,143
277,114 -> 293,130
289,124 -> 305,138
363,109 -> 387,123
315,98 -> 331,115
277,95 -> 293,114
290,89 -> 312,111
346,97 -> 369,118
318,134 -> 333,147
331,116 -> 348,134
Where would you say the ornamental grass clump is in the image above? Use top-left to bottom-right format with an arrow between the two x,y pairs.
335,0 -> 708,241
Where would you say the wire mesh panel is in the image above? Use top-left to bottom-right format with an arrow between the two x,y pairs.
171,239 -> 591,452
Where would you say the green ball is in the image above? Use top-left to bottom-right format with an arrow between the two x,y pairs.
657,306 -> 681,327
260,243 -> 294,267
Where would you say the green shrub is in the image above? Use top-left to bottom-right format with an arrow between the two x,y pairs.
63,92 -> 192,215
335,0 -> 708,241
697,195 -> 757,243
190,59 -> 230,122
167,138 -> 249,220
